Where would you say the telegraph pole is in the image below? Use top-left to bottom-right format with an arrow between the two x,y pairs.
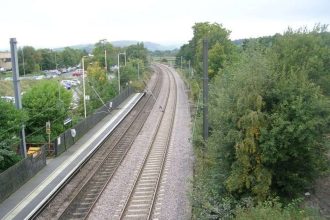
10,38 -> 27,158
203,38 -> 209,143
21,47 -> 26,77
180,56 -> 183,70
117,53 -> 121,93
137,62 -> 140,80
188,60 -> 191,77
104,50 -> 107,72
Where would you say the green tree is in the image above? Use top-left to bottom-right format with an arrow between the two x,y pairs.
120,62 -> 138,85
58,47 -> 85,68
271,24 -> 330,96
81,62 -> 116,114
191,27 -> 330,218
176,22 -> 237,79
93,39 -> 114,71
38,49 -> 57,70
18,46 -> 41,74
126,43 -> 148,65
209,42 -> 227,78
211,38 -> 329,200
0,99 -> 27,172
22,81 -> 72,143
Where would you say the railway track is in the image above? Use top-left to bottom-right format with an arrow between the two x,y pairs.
53,69 -> 163,219
116,65 -> 177,219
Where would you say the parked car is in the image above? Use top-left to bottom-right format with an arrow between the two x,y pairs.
34,75 -> 44,80
72,69 -> 84,77
67,67 -> 76,72
60,80 -> 71,90
1,96 -> 15,103
51,70 -> 61,75
70,79 -> 80,86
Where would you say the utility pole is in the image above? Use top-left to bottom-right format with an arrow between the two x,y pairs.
54,51 -> 57,70
203,38 -> 209,143
82,57 -> 87,118
104,50 -> 107,72
10,38 -> 27,158
100,39 -> 108,72
21,47 -> 26,77
117,54 -> 121,93
137,62 -> 140,80
188,60 -> 191,77
180,56 -> 183,70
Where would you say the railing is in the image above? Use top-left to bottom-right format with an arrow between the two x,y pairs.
0,145 -> 46,203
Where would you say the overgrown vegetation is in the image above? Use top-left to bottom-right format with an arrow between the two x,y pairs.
0,99 -> 27,172
177,23 -> 330,219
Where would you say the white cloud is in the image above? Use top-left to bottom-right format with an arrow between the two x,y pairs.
0,0 -> 329,49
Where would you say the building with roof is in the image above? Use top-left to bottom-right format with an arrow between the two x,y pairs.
0,51 -> 12,71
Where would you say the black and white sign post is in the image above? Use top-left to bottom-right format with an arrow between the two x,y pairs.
46,121 -> 51,153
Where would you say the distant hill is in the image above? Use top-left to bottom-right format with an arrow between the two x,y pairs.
112,41 -> 181,51
56,41 -> 181,52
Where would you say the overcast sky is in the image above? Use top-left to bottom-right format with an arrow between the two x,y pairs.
0,0 -> 329,50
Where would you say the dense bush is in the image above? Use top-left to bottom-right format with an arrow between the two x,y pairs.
0,100 -> 27,172
23,80 -> 72,143
189,26 -> 330,219
235,198 -> 321,220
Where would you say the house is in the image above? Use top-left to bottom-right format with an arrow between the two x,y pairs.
0,51 -> 12,71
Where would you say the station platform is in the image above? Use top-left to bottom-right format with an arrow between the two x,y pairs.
0,93 -> 144,220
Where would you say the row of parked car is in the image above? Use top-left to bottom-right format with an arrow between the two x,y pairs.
60,79 -> 80,90
0,67 -> 10,72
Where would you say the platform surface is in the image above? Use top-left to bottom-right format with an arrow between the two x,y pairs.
0,93 -> 144,220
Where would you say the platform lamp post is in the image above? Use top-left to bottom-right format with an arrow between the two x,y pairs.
104,49 -> 107,72
117,52 -> 126,94
21,47 -> 26,77
100,39 -> 108,72
10,38 -> 27,158
55,51 -> 58,70
137,61 -> 140,80
46,121 -> 51,152
82,54 -> 94,118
